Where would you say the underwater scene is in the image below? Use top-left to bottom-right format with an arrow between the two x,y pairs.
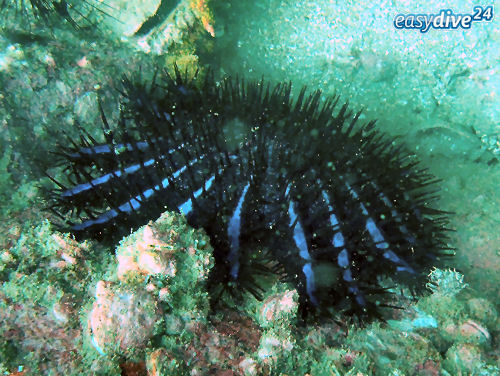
0,0 -> 498,375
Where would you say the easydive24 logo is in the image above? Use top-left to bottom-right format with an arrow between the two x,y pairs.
394,6 -> 493,33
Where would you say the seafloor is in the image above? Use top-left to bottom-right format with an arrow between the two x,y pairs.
0,0 -> 498,375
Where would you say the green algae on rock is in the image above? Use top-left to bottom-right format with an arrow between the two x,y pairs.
0,220 -> 112,374
83,211 -> 214,370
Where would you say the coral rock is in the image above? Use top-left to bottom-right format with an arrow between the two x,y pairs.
51,233 -> 85,267
147,348 -> 171,376
257,334 -> 294,363
467,298 -> 498,328
260,289 -> 298,325
88,281 -> 160,355
458,319 -> 491,346
443,343 -> 484,374
238,357 -> 258,376
117,225 -> 176,283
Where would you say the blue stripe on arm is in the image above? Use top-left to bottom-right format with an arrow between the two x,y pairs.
227,182 -> 251,279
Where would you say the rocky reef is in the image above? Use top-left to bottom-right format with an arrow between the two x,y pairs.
1,210 -> 499,375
